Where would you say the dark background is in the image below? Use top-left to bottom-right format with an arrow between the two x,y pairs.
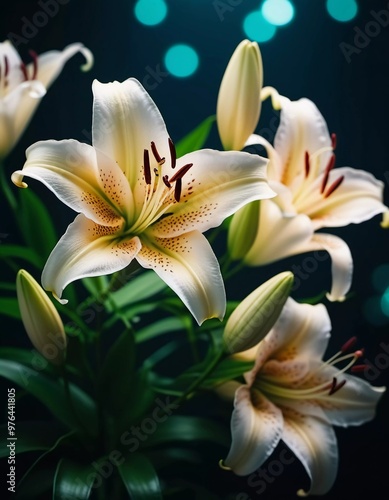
1,0 -> 389,498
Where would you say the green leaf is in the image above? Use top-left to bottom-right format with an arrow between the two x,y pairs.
0,281 -> 16,292
175,115 -> 216,157
53,459 -> 96,500
0,421 -> 64,457
144,416 -> 229,449
99,329 -> 136,415
0,359 -> 97,435
136,317 -> 185,343
19,188 -> 57,264
0,297 -> 20,319
119,453 -> 162,500
82,276 -> 109,298
0,244 -> 41,267
107,271 -> 166,311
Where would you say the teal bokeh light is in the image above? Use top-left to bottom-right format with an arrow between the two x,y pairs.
372,264 -> 389,293
262,0 -> 295,27
134,0 -> 168,26
243,10 -> 277,43
164,44 -> 199,78
381,287 -> 389,317
363,296 -> 389,326
326,0 -> 358,22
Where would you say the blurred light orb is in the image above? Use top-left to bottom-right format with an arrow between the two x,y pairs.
326,0 -> 358,22
243,10 -> 277,42
134,0 -> 168,26
363,296 -> 389,326
372,264 -> 389,292
381,287 -> 389,317
164,44 -> 199,78
262,0 -> 295,26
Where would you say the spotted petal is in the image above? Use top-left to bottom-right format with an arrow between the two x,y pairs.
136,230 -> 225,325
152,149 -> 274,238
12,140 -> 131,226
42,214 -> 141,303
281,403 -> 338,497
223,386 -> 283,475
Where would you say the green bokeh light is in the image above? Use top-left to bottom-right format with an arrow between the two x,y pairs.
164,44 -> 199,78
243,10 -> 277,43
134,0 -> 168,26
262,0 -> 295,27
326,0 -> 358,22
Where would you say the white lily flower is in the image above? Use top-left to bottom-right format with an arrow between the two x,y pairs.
222,298 -> 385,496
230,97 -> 387,300
12,78 -> 274,325
0,40 -> 93,159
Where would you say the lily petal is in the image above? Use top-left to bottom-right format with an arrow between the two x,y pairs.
35,43 -> 93,88
92,78 -> 170,191
137,230 -> 225,325
274,98 -> 332,186
244,200 -> 314,266
295,167 -> 386,230
42,214 -> 141,303
245,133 -> 284,182
282,404 -> 338,497
223,386 -> 283,475
12,139 -> 129,226
152,149 -> 274,238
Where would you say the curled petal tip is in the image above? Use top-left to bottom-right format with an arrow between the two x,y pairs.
218,459 -> 232,471
326,292 -> 346,303
52,291 -> 68,305
11,171 -> 28,188
79,45 -> 94,72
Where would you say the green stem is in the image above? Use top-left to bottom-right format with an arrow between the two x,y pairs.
61,368 -> 91,438
173,349 -> 225,406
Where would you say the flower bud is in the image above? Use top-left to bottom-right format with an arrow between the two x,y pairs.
16,269 -> 66,365
217,39 -> 263,151
228,200 -> 260,260
223,271 -> 294,354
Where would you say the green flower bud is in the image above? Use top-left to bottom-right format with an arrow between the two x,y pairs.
223,271 -> 294,354
228,199 -> 261,260
16,269 -> 66,365
217,39 -> 263,151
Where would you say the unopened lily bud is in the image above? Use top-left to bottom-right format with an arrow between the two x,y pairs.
16,269 -> 66,365
217,39 -> 263,151
228,200 -> 260,260
223,271 -> 294,354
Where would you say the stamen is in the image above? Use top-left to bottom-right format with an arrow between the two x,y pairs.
324,175 -> 344,198
162,175 -> 171,188
143,149 -> 151,185
329,379 -> 347,395
174,177 -> 182,202
304,151 -> 310,178
29,50 -> 38,80
4,56 -> 9,77
20,62 -> 29,81
151,141 -> 164,164
354,349 -> 364,358
168,137 -> 176,169
169,163 -> 193,183
341,336 -> 357,353
320,154 -> 336,193
331,133 -> 337,150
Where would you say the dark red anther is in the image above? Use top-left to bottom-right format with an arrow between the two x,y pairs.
351,364 -> 368,373
20,62 -> 28,81
324,175 -> 344,198
169,163 -> 193,183
151,141 -> 164,163
304,151 -> 310,178
28,50 -> 38,80
320,154 -> 336,193
354,348 -> 364,358
162,175 -> 171,188
4,56 -> 9,77
174,177 -> 182,202
168,137 -> 176,169
341,336 -> 357,353
331,133 -> 337,150
143,149 -> 151,185
329,377 -> 347,396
